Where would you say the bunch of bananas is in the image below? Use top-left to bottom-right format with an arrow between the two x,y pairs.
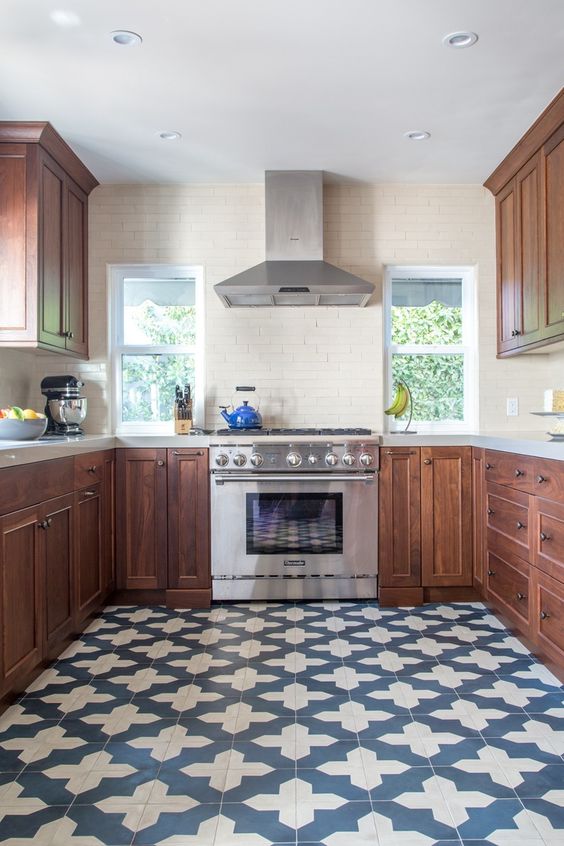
385,381 -> 410,418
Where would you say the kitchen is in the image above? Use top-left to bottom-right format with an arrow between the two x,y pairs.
0,1 -> 563,844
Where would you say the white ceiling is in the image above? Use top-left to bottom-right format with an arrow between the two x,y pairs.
1,0 -> 563,184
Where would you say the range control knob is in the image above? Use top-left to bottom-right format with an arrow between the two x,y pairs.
286,451 -> 302,468
308,454 -> 320,465
250,453 -> 264,467
359,452 -> 374,467
325,452 -> 339,466
233,453 -> 247,467
342,453 -> 356,466
215,453 -> 229,467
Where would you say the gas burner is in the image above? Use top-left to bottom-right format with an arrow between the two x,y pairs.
214,427 -> 373,436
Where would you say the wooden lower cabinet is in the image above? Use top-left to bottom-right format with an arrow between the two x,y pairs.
421,446 -> 473,587
74,483 -> 103,627
167,449 -> 211,604
116,449 -> 168,590
472,448 -> 486,593
0,505 -> 43,697
531,569 -> 564,671
43,493 -> 75,656
486,543 -> 531,636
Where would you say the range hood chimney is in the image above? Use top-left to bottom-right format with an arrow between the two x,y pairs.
214,171 -> 374,307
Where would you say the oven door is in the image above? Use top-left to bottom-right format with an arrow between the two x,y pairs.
211,473 -> 378,600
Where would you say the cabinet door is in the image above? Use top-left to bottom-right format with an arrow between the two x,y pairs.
472,448 -> 486,592
167,449 -> 210,591
515,153 -> 542,347
0,505 -> 43,696
116,449 -> 168,590
0,144 -> 32,341
531,568 -> 564,671
43,493 -> 75,655
74,484 -> 103,626
496,179 -> 520,353
542,123 -> 564,340
102,451 -> 116,596
486,546 -> 530,636
421,447 -> 473,586
38,152 -> 65,350
532,495 -> 564,584
64,178 -> 88,356
378,448 -> 421,588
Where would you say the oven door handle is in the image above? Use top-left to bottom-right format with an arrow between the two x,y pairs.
213,473 -> 377,484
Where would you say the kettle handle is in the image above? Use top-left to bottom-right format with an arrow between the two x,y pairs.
236,386 -> 255,392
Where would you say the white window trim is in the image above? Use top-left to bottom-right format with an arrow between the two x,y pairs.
383,265 -> 478,433
108,263 -> 205,434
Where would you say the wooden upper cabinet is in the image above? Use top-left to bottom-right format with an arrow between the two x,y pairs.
0,122 -> 97,358
421,446 -> 473,587
167,449 -> 210,591
116,449 -> 168,590
542,122 -> 564,340
486,87 -> 564,356
378,448 -> 421,588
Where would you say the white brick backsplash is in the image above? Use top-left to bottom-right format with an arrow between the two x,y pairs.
0,180 -> 557,433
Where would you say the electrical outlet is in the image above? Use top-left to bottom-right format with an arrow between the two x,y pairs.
506,397 -> 519,416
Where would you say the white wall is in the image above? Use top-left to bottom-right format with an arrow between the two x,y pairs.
0,349 -> 37,412
11,181 -> 564,433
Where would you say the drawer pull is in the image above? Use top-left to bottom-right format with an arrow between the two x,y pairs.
37,518 -> 52,529
485,463 -> 493,470
540,532 -> 551,542
514,468 -> 524,477
516,521 -> 525,530
487,569 -> 495,576
157,460 -> 165,467
540,610 -> 550,620
423,458 -> 432,465
83,490 -> 96,497
487,507 -> 495,516
88,466 -> 97,473
516,592 -> 526,601
537,475 -> 547,484
385,450 -> 416,455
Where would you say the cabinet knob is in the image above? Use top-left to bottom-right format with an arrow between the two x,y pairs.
516,521 -> 525,530
514,468 -> 524,477
61,330 -> 74,339
157,460 -> 165,466
485,463 -> 493,470
487,569 -> 495,576
514,329 -> 521,336
83,490 -> 96,497
423,458 -> 432,465
487,507 -> 495,516
516,592 -> 526,601
37,520 -> 48,530
537,475 -> 546,484
540,610 -> 550,620
540,532 -> 551,542
88,466 -> 97,473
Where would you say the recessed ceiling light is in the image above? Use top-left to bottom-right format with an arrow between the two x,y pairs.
111,30 -> 143,46
443,31 -> 479,49
404,130 -> 431,141
50,9 -> 81,27
159,131 -> 182,141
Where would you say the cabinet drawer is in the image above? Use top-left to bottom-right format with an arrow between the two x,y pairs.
486,548 -> 530,631
534,458 -> 564,502
486,481 -> 531,559
485,450 -> 536,492
533,497 -> 564,584
532,569 -> 564,665
74,453 -> 104,488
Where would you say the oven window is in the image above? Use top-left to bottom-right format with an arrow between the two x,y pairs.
246,493 -> 343,555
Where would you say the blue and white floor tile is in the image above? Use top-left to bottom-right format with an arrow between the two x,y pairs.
0,601 -> 562,844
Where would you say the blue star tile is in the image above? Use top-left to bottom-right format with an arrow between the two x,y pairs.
456,798 -> 538,840
0,806 -> 70,842
67,804 -> 139,844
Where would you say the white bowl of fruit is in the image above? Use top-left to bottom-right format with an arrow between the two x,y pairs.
0,407 -> 48,440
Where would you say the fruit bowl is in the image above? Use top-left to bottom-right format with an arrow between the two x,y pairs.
0,417 -> 48,441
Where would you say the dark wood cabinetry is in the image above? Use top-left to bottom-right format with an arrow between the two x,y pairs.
379,446 -> 472,604
167,449 -> 211,602
43,493 -> 75,657
0,123 -> 97,358
472,448 -> 486,592
75,484 -> 103,627
116,449 -> 168,591
486,88 -> 564,356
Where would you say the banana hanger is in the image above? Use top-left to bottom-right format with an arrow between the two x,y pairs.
384,379 -> 416,434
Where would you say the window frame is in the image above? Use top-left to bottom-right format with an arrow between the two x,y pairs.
109,263 -> 205,434
383,265 -> 477,433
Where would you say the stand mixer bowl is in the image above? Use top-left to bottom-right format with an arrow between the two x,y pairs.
48,398 -> 87,429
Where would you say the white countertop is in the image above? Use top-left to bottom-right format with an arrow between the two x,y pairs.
1,429 -> 564,468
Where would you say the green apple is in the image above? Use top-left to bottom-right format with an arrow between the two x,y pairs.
8,407 -> 24,421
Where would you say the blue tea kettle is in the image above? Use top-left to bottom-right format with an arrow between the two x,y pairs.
219,386 -> 263,429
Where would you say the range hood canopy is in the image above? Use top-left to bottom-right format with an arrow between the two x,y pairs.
214,171 -> 374,307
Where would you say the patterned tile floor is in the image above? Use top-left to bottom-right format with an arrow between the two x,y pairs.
0,601 -> 563,845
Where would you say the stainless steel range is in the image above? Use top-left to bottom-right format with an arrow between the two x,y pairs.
210,435 -> 379,600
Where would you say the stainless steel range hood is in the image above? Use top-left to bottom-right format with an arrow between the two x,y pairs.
214,171 -> 374,307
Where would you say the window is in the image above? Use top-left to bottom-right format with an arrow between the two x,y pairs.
384,266 -> 476,431
110,265 -> 204,433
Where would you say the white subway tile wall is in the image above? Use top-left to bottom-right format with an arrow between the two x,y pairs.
2,181 -> 562,432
